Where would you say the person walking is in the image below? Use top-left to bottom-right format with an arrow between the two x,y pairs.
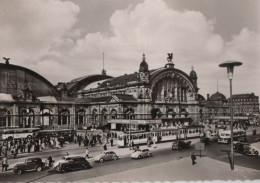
103,143 -> 107,151
2,157 -> 8,172
110,138 -> 114,147
191,152 -> 196,165
0,143 -> 2,156
85,147 -> 90,159
47,156 -> 53,167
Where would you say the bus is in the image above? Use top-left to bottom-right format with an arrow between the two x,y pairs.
36,129 -> 75,142
117,126 -> 204,147
0,128 -> 41,141
218,129 -> 246,144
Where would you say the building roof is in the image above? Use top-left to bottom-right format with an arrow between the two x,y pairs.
0,63 -> 59,96
232,93 -> 258,99
60,74 -> 113,95
113,94 -> 137,102
209,92 -> 226,101
99,73 -> 138,88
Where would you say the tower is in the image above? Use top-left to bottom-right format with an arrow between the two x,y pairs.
190,66 -> 198,86
101,52 -> 106,75
138,53 -> 149,82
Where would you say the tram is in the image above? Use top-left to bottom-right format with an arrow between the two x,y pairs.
117,126 -> 204,147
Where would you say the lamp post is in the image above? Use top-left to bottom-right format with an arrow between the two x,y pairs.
219,60 -> 242,170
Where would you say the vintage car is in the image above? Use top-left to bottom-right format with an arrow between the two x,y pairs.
172,140 -> 191,150
54,155 -> 91,173
94,151 -> 118,163
13,158 -> 45,174
131,149 -> 152,159
234,143 -> 259,156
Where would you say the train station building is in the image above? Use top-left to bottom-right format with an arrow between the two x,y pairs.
3,53 -> 257,131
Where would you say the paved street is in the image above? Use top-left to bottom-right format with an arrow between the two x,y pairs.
1,130 -> 260,182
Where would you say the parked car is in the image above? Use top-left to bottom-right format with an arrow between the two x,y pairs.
94,151 -> 118,163
13,158 -> 45,174
234,143 -> 259,156
131,149 -> 152,159
54,155 -> 91,173
172,140 -> 191,150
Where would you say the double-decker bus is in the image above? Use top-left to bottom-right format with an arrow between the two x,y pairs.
218,129 -> 246,144
0,128 -> 41,141
117,126 -> 204,147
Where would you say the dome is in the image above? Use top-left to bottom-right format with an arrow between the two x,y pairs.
209,91 -> 226,101
190,66 -> 197,79
139,54 -> 149,72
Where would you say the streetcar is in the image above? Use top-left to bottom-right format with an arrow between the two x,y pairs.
218,129 -> 246,144
36,129 -> 75,142
0,128 -> 41,141
117,126 -> 204,147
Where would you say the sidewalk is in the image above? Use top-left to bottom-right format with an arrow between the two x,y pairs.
0,138 -> 200,173
82,156 -> 260,181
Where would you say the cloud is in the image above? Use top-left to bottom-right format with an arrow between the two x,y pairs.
0,0 -> 79,64
0,0 -> 259,97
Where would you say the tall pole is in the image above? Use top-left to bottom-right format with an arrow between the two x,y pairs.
129,114 -> 131,148
230,78 -> 234,170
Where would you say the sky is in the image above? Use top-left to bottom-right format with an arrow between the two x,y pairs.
0,0 -> 259,98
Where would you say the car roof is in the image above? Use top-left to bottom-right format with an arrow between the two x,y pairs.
104,151 -> 115,153
63,155 -> 83,159
27,158 -> 41,161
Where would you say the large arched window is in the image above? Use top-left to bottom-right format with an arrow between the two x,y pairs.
151,74 -> 191,103
101,108 -> 108,121
58,108 -> 70,125
20,108 -> 35,128
92,109 -> 98,123
0,108 -> 11,127
151,108 -> 163,119
167,108 -> 177,119
40,108 -> 53,126
124,108 -> 135,119
111,109 -> 117,119
76,109 -> 86,125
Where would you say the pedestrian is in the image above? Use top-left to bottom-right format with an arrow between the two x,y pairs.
191,152 -> 196,165
66,152 -> 69,156
131,140 -> 134,149
110,138 -> 113,147
85,147 -> 89,159
103,143 -> 107,151
47,156 -> 53,167
2,157 -> 8,172
0,143 -> 2,156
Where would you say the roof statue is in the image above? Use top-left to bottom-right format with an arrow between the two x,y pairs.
3,57 -> 10,65
167,53 -> 173,63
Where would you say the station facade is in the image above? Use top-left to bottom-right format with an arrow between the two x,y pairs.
5,54 -> 258,131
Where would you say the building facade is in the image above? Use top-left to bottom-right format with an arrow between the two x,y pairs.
0,54 -> 205,130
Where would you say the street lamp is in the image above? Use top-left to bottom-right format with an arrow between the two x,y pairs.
219,60 -> 242,170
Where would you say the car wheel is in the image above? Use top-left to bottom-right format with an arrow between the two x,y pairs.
148,152 -> 152,157
16,169 -> 22,175
36,166 -> 42,172
113,156 -> 118,160
138,155 -> 142,159
99,158 -> 104,163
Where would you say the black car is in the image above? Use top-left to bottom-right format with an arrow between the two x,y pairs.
234,142 -> 259,156
13,158 -> 45,174
172,140 -> 191,150
55,156 -> 92,173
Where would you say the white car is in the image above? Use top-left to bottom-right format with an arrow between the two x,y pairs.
131,149 -> 152,159
94,151 -> 118,163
